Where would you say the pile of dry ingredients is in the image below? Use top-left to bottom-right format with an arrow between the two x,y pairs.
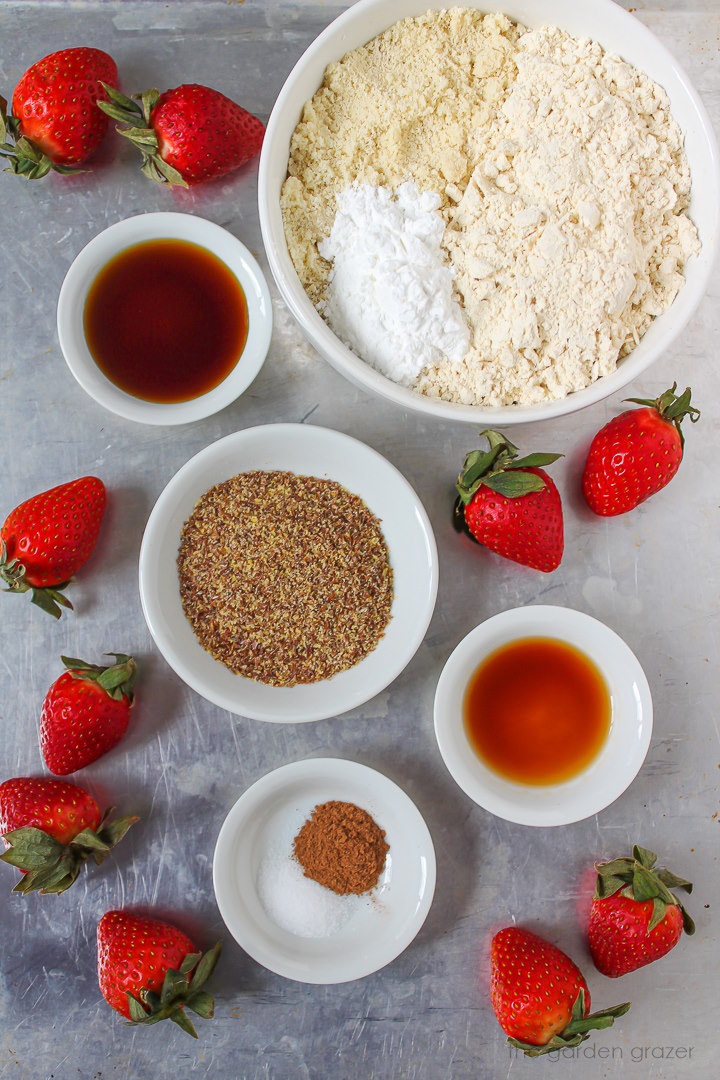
281,9 -> 700,406
257,801 -> 389,938
177,471 -> 393,686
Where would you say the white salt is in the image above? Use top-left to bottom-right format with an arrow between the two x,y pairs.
257,843 -> 364,939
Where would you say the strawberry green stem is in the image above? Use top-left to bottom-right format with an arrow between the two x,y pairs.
62,653 -> 137,704
125,942 -> 223,1038
507,990 -> 631,1058
456,430 -> 562,504
0,95 -> 81,179
0,541 -> 73,618
0,808 -> 137,894
624,383 -> 700,451
97,84 -> 189,187
594,844 -> 695,934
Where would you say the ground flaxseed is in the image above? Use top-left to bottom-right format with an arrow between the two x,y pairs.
177,471 -> 394,686
293,801 -> 389,896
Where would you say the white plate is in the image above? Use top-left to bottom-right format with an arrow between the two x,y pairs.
434,606 -> 653,826
213,758 -> 436,983
57,212 -> 272,425
139,423 -> 438,722
258,0 -> 719,425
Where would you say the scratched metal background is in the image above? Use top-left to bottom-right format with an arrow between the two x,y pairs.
0,2 -> 718,1077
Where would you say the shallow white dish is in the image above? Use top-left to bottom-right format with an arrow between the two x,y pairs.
57,211 -> 272,425
213,758 -> 436,984
139,423 -> 438,722
258,0 -> 719,425
433,606 -> 653,826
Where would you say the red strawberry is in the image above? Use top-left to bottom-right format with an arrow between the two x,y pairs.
1,47 -> 117,178
0,777 -> 136,895
582,383 -> 700,516
98,82 -> 264,187
0,475 -> 106,618
454,430 -> 564,572
40,653 -> 137,775
97,911 -> 222,1037
490,927 -> 630,1057
589,844 -> 694,977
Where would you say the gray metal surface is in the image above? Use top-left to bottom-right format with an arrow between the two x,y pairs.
0,2 -> 717,1077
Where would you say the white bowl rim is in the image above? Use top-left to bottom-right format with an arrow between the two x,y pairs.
138,422 -> 439,723
433,605 -> 653,826
258,0 -> 720,425
212,756 -> 437,984
57,211 -> 273,426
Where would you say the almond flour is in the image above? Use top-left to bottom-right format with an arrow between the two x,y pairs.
281,9 -> 700,407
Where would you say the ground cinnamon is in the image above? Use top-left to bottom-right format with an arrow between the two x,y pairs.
293,801 -> 389,896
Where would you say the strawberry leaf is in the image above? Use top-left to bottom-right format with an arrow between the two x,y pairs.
676,899 -> 696,936
656,868 -> 693,894
64,653 -> 137,703
139,88 -> 161,124
1,812 -> 136,894
189,941 -> 222,992
122,944 -> 221,1038
152,154 -> 189,188
127,995 -> 149,1022
170,1010 -> 198,1039
593,872 -> 629,899
481,471 -> 547,497
97,814 -> 138,853
510,452 -> 563,469
160,968 -> 190,1004
30,586 -> 73,619
179,952 -> 202,976
186,990 -> 214,1020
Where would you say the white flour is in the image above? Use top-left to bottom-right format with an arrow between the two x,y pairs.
318,181 -> 470,386
417,26 -> 700,406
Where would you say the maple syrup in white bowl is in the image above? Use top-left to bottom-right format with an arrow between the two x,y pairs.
434,606 -> 653,826
57,212 -> 272,425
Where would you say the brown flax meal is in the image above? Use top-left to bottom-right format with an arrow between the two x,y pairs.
177,471 -> 394,686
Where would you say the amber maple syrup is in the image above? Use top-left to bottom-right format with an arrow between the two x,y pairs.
463,636 -> 611,786
83,238 -> 249,403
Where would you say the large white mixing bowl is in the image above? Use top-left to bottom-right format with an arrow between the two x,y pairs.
258,0 -> 718,425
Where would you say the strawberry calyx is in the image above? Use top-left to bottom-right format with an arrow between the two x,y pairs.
507,990 -> 631,1058
0,540 -> 73,618
594,844 -> 695,935
624,383 -> 700,451
0,807 -> 137,894
456,430 -> 562,504
453,430 -> 562,541
97,84 -> 189,188
125,941 -> 222,1038
0,95 -> 82,180
62,653 -> 137,705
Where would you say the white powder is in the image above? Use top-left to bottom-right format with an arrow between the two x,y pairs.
318,181 -> 470,386
257,843 -> 363,938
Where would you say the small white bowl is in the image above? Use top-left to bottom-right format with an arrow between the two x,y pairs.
258,0 -> 719,425
434,606 -> 652,827
57,212 -> 272,425
139,423 -> 438,722
213,758 -> 436,984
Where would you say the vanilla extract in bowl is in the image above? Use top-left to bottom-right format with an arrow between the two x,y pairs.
463,636 -> 611,786
83,238 -> 249,403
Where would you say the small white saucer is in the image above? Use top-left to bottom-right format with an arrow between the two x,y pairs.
434,606 -> 653,827
213,758 -> 436,984
56,211 -> 272,425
